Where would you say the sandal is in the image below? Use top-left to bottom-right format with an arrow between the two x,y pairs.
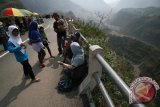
31,78 -> 40,83
40,64 -> 45,68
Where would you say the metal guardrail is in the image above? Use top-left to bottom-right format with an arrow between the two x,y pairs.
67,20 -> 145,107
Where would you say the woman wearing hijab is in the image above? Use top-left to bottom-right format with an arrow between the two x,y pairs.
29,21 -> 46,68
7,25 -> 40,82
58,42 -> 86,84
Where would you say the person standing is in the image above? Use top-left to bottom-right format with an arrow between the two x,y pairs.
0,22 -> 8,51
39,25 -> 54,58
29,21 -> 46,68
7,25 -> 40,82
53,13 -> 67,56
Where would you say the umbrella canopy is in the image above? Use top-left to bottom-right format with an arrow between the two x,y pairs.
32,12 -> 39,16
20,9 -> 33,16
1,8 -> 27,17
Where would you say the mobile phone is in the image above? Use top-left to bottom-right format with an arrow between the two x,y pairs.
58,61 -> 63,65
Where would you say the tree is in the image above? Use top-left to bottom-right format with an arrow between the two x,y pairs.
94,9 -> 112,28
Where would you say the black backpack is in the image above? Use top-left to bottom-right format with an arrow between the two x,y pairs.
58,79 -> 74,92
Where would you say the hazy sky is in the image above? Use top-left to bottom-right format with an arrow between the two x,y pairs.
103,0 -> 120,7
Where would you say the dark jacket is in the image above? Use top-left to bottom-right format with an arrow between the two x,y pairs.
53,20 -> 66,38
29,21 -> 42,43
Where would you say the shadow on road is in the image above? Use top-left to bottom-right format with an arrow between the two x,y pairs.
50,55 -> 63,69
0,79 -> 32,107
32,61 -> 43,75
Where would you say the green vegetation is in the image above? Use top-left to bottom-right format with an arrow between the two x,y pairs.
73,21 -> 136,106
108,35 -> 160,82
108,35 -> 160,107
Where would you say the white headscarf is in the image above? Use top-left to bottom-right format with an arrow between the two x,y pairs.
8,25 -> 25,54
70,42 -> 84,67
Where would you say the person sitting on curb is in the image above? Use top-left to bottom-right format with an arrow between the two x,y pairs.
58,42 -> 87,85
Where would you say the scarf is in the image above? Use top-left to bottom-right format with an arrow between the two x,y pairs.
8,25 -> 25,54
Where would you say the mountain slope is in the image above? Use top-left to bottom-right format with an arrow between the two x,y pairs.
110,7 -> 160,48
20,0 -> 92,18
108,35 -> 160,83
70,0 -> 111,13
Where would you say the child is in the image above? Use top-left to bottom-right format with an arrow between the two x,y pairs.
63,35 -> 73,63
7,25 -> 40,82
63,32 -> 80,62
39,26 -> 54,58
29,21 -> 46,68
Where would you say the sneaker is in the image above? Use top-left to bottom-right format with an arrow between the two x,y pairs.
31,78 -> 40,83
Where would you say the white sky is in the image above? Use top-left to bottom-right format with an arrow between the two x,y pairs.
104,0 -> 120,7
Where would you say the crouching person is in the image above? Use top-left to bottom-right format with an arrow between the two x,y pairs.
58,42 -> 88,85
7,25 -> 40,82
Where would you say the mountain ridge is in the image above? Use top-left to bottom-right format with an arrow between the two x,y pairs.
116,0 -> 160,9
20,0 -> 94,19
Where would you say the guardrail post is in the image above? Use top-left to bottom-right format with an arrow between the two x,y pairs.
79,45 -> 103,94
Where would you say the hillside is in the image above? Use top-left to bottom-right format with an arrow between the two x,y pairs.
70,0 -> 111,13
110,7 -> 160,48
108,35 -> 160,83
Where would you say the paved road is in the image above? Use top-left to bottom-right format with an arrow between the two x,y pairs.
0,19 -> 84,107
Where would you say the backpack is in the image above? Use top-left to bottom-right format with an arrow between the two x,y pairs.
58,78 -> 74,92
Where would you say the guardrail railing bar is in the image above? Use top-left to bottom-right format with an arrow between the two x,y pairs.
96,54 -> 130,97
79,33 -> 91,46
93,73 -> 115,107
96,54 -> 145,107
